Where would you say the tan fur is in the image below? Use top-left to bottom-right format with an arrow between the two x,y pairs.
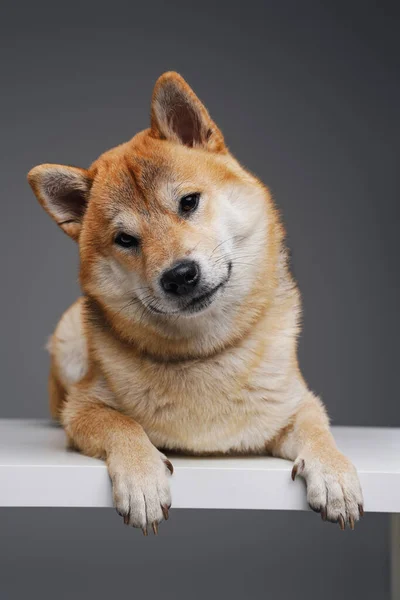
48,360 -> 66,420
28,72 -> 363,531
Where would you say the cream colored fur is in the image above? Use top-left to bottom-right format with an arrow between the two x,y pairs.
29,71 -> 363,534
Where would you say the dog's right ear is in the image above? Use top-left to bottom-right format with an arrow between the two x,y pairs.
27,164 -> 92,241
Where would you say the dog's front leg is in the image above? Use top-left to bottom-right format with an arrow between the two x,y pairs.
61,376 -> 173,534
268,392 -> 364,528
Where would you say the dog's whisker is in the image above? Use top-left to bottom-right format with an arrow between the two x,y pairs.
208,235 -> 242,260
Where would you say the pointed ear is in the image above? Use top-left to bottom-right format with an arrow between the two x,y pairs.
27,164 -> 92,241
150,72 -> 226,152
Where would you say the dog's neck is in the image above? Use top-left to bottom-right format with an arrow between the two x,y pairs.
85,288 -> 266,363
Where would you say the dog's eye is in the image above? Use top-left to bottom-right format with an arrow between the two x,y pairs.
179,193 -> 200,215
115,233 -> 139,249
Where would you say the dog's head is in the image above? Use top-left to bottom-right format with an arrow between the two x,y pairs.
28,72 -> 276,344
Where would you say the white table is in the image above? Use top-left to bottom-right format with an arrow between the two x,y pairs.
1,420 -> 399,596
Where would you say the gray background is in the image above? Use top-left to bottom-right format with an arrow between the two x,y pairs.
0,1 -> 398,598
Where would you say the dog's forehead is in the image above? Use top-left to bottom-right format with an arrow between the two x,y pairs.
89,132 -> 236,222
92,150 -> 175,216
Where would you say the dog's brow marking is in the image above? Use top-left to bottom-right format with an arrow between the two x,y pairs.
137,206 -> 151,218
113,212 -> 141,234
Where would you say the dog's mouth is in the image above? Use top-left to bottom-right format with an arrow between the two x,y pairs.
181,261 -> 233,315
144,262 -> 232,317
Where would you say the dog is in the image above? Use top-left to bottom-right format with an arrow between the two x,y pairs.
28,71 -> 363,535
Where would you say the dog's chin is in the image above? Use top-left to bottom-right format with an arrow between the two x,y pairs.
142,262 -> 232,319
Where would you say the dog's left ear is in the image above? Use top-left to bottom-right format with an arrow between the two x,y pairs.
151,71 -> 226,152
27,164 -> 92,241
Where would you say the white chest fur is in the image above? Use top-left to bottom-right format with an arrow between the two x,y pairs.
54,300 -> 303,454
95,328 -> 302,454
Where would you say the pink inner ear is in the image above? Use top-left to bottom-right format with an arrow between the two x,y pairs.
170,102 -> 203,147
53,188 -> 87,224
42,175 -> 88,223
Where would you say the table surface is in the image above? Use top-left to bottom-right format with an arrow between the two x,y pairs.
0,419 -> 399,512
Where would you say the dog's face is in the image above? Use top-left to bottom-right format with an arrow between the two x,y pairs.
28,72 -> 269,328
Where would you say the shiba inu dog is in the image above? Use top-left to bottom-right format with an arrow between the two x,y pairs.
28,72 -> 363,535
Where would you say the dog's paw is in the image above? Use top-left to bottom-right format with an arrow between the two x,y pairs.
108,445 -> 173,534
291,451 -> 364,529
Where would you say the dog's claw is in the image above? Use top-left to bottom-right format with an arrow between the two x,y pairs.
152,521 -> 159,535
142,527 -> 148,537
291,458 -> 305,481
164,459 -> 174,475
162,505 -> 169,521
359,504 -> 364,517
349,516 -> 355,530
338,515 -> 345,530
123,514 -> 130,526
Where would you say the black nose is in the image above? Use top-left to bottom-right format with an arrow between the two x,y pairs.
160,260 -> 200,296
